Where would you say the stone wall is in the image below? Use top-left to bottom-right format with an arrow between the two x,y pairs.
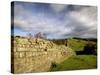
11,37 -> 75,73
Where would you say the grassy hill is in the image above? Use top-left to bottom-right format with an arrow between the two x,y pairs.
67,39 -> 87,51
50,55 -> 97,71
49,38 -> 97,71
12,36 -> 97,71
49,38 -> 97,53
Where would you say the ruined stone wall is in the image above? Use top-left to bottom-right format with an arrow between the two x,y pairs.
11,37 -> 75,73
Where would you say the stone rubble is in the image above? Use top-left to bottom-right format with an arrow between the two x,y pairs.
11,37 -> 75,73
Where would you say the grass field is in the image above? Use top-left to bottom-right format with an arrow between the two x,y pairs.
50,55 -> 97,71
50,38 -> 97,71
68,38 -> 97,51
68,39 -> 87,51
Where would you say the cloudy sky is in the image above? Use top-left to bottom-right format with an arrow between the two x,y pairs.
11,1 -> 97,39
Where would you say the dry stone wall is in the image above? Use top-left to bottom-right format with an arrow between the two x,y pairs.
11,37 -> 75,73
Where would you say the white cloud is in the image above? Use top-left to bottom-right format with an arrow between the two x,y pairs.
50,4 -> 67,13
65,6 -> 97,38
69,6 -> 97,27
13,2 -> 97,39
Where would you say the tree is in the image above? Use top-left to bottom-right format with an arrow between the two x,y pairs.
34,32 -> 47,39
27,33 -> 33,39
83,42 -> 97,55
27,33 -> 33,44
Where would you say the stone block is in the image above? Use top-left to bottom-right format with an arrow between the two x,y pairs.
14,58 -> 26,64
14,52 -> 19,58
17,48 -> 27,51
26,52 -> 33,57
19,52 -> 25,58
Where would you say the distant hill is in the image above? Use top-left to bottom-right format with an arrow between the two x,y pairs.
49,39 -> 68,46
72,37 -> 97,42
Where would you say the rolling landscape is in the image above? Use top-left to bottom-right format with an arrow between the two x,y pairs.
12,35 -> 97,73
49,37 -> 97,71
11,1 -> 97,73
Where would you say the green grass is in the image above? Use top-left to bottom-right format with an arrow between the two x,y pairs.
68,39 -> 87,51
50,55 -> 97,71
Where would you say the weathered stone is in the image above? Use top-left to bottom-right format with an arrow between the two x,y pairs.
11,37 -> 75,73
26,52 -> 33,57
17,48 -> 27,51
19,52 -> 25,58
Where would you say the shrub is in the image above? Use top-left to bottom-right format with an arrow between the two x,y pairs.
34,32 -> 47,39
50,62 -> 58,71
83,42 -> 97,55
